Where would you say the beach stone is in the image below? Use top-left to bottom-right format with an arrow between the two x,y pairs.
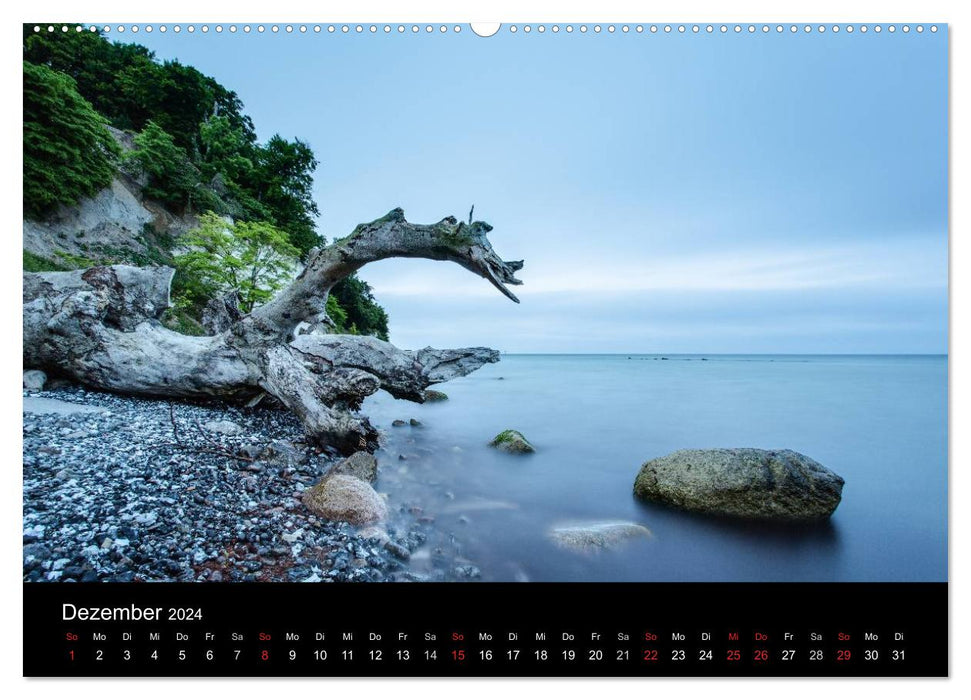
633,448 -> 844,521
23,370 -> 47,391
302,475 -> 388,525
489,429 -> 535,454
260,440 -> 303,466
384,540 -> 411,560
549,521 -> 652,553
204,419 -> 244,436
331,451 -> 378,483
423,389 -> 449,402
238,444 -> 262,460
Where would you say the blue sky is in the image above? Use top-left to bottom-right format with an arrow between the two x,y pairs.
128,27 -> 948,353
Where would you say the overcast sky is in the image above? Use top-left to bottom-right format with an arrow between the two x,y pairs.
130,26 -> 948,353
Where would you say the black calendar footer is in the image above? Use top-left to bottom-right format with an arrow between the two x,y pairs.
23,582 -> 947,677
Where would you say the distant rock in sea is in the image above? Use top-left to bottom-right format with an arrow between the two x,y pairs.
633,448 -> 844,521
489,429 -> 535,454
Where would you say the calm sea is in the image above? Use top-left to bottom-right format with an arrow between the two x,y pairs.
363,354 -> 947,582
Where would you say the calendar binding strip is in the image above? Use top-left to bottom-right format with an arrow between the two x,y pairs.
29,23 -> 942,35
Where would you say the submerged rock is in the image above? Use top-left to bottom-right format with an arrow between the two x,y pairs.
423,389 -> 449,402
23,370 -> 47,391
489,429 -> 534,454
331,451 -> 378,483
549,521 -> 652,553
302,474 -> 388,525
391,419 -> 407,427
441,498 -> 519,514
633,448 -> 844,521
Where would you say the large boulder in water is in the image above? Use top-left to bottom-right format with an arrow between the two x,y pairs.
633,448 -> 844,521
302,475 -> 388,525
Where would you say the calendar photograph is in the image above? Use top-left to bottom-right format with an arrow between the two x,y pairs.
23,21 -> 947,595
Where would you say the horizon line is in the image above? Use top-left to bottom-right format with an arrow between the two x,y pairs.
493,352 -> 948,356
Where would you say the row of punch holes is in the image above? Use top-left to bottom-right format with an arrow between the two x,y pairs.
34,23 -> 940,36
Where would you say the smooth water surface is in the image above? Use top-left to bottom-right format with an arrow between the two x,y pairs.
364,355 -> 947,582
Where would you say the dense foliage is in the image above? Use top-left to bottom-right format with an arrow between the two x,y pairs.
23,61 -> 120,218
330,275 -> 390,341
175,212 -> 299,313
23,28 -> 253,156
122,120 -> 200,210
23,26 -> 390,339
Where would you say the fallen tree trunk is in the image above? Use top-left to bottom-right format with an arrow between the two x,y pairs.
23,208 -> 523,454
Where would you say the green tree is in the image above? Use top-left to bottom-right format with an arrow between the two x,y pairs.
200,115 -> 254,183
330,274 -> 390,340
325,293 -> 349,331
23,61 -> 120,218
251,135 -> 321,255
153,60 -> 220,153
198,114 -> 268,221
175,212 -> 299,313
123,121 -> 199,210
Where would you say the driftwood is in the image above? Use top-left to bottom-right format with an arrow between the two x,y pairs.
23,208 -> 523,454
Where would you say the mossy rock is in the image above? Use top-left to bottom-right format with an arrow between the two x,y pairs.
489,429 -> 535,454
423,389 -> 449,402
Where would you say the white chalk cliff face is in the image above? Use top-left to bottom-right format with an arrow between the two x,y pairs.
23,127 -> 199,264
23,177 -> 153,260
